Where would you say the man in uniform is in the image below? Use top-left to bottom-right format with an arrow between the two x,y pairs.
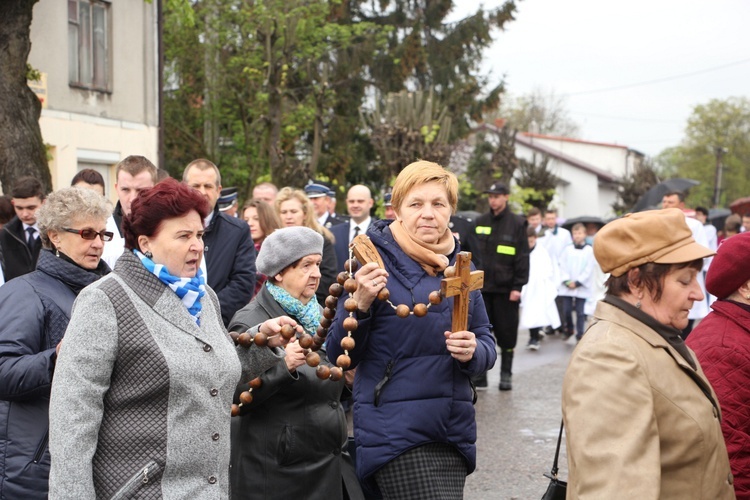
473,183 -> 529,390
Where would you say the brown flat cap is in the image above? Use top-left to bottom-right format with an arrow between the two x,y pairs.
594,208 -> 715,277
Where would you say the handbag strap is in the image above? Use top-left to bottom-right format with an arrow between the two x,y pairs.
550,419 -> 564,478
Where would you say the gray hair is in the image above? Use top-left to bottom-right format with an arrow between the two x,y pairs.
37,187 -> 113,249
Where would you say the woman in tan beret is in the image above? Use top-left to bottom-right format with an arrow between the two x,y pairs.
562,208 -> 735,499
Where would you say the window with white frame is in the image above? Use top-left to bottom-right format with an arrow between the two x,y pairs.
68,0 -> 110,91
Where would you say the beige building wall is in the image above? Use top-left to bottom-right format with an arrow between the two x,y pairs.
28,0 -> 159,201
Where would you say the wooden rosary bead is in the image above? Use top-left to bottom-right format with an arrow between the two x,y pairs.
342,317 -> 359,332
298,333 -> 314,349
428,290 -> 443,305
325,295 -> 339,309
413,303 -> 428,317
320,317 -> 332,329
329,283 -> 343,297
377,287 -> 390,301
239,391 -> 253,405
231,404 -> 240,417
344,298 -> 358,312
316,325 -> 328,337
280,324 -> 295,340
444,265 -> 455,278
329,366 -> 344,381
306,351 -> 321,367
336,271 -> 349,285
336,354 -> 352,369
323,307 -> 336,320
344,259 -> 359,273
229,331 -> 240,343
395,304 -> 411,318
253,332 -> 268,347
313,335 -> 325,347
340,336 -> 356,351
316,365 -> 331,380
248,377 -> 263,390
344,278 -> 358,294
237,332 -> 253,347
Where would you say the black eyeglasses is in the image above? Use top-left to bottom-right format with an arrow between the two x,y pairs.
63,228 -> 114,242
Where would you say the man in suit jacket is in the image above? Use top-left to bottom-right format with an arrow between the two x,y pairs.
183,159 -> 256,326
0,177 -> 45,281
332,184 -> 375,271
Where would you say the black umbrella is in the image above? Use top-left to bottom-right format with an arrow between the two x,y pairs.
632,178 -> 700,212
561,216 -> 606,232
708,208 -> 731,231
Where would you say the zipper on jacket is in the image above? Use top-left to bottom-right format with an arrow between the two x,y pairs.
32,431 -> 49,463
374,359 -> 395,407
109,460 -> 161,500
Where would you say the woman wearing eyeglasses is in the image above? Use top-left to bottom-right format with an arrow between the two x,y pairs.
48,178 -> 293,499
0,187 -> 111,498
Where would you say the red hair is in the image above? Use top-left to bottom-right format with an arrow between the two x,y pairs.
123,178 -> 210,250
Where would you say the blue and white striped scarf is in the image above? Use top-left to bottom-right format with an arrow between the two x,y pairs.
134,249 -> 206,324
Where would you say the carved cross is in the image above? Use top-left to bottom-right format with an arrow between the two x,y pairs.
440,252 -> 484,332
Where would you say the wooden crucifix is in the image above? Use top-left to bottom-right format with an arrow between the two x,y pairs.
440,252 -> 484,332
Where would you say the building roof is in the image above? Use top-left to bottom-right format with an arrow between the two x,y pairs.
467,124 -> 621,184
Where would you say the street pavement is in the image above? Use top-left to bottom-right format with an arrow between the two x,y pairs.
465,329 -> 576,500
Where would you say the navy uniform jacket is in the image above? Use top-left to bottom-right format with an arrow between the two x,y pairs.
473,207 -> 529,294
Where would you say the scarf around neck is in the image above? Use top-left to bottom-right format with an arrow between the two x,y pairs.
134,249 -> 206,324
266,281 -> 322,336
389,219 -> 455,276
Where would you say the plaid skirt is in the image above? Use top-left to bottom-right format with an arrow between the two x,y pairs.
374,443 -> 468,500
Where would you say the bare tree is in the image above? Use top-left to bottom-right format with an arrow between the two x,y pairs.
495,87 -> 579,137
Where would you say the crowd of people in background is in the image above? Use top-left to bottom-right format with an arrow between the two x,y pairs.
0,156 -> 749,499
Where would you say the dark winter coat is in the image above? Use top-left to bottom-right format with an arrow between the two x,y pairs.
203,208 -> 257,325
316,236 -> 339,306
473,207 -> 529,293
0,250 -> 107,499
326,219 -> 496,489
688,299 -> 750,499
228,285 -> 362,500
0,216 -> 42,281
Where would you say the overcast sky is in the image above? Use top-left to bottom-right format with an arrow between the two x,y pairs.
451,0 -> 750,157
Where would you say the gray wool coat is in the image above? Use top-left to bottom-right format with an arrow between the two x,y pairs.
48,251 -> 285,499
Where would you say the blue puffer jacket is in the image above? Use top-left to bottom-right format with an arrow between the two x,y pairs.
0,250 -> 107,499
326,219 -> 496,488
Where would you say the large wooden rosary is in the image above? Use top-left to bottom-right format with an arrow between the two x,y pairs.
230,235 -> 482,416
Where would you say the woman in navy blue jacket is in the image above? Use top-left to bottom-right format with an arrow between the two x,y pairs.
326,161 -> 496,499
0,187 -> 110,498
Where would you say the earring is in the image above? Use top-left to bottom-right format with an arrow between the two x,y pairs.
55,249 -> 60,258
635,300 -> 641,309
145,251 -> 153,259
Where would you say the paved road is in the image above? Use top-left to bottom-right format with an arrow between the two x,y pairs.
465,330 -> 575,500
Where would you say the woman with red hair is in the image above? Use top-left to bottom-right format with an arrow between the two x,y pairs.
47,178 -> 297,498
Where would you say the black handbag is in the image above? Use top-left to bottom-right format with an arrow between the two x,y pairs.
541,420 -> 567,500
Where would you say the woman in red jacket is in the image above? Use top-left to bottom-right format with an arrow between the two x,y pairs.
688,231 -> 750,500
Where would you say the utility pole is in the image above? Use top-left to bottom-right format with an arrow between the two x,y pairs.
713,146 -> 727,208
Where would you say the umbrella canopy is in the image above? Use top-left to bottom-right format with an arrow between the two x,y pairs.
632,178 -> 700,213
709,208 -> 732,231
730,196 -> 750,216
562,216 -> 607,231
